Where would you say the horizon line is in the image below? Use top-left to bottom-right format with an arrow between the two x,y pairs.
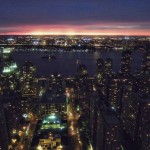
0,34 -> 150,36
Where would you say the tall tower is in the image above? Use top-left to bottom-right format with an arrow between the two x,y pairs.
90,92 -> 122,150
121,87 -> 150,150
0,100 -> 9,150
141,50 -> 150,75
107,76 -> 120,112
96,58 -> 104,73
136,50 -> 150,95
120,50 -> 132,75
20,61 -> 37,96
104,58 -> 113,77
96,58 -> 105,95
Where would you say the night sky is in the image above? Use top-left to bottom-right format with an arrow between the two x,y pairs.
0,0 -> 150,35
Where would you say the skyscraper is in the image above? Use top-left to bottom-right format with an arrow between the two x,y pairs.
120,50 -> 132,75
20,61 -> 37,96
104,58 -> 113,77
96,58 -> 104,73
77,64 -> 88,80
90,92 -> 122,150
141,50 -> 150,75
107,76 -> 120,112
0,100 -> 9,150
96,58 -> 105,95
121,86 -> 150,150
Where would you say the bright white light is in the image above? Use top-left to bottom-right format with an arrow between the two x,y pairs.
37,145 -> 43,150
10,63 -> 17,69
3,67 -> 11,73
49,115 -> 56,119
60,126 -> 65,130
3,48 -> 11,53
66,92 -> 70,98
22,114 -> 28,118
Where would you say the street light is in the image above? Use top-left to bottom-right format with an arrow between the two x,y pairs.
57,145 -> 63,149
23,126 -> 26,130
12,129 -> 17,134
11,139 -> 17,144
66,92 -> 70,98
37,145 -> 43,150
60,145 -> 63,149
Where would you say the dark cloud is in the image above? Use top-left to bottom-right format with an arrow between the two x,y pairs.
85,23 -> 150,30
0,0 -> 150,35
0,0 -> 150,26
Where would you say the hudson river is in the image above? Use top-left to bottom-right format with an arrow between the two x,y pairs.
12,51 -> 142,77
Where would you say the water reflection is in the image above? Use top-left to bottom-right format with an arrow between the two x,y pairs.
12,51 -> 142,77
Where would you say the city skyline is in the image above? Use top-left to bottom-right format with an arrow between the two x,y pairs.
0,0 -> 149,150
0,0 -> 150,35
0,39 -> 149,150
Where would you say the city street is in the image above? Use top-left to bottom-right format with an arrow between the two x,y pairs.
15,119 -> 37,150
67,92 -> 82,150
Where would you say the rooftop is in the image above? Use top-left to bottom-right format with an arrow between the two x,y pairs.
31,114 -> 67,147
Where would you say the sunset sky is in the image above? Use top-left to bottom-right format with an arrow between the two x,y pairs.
0,0 -> 150,35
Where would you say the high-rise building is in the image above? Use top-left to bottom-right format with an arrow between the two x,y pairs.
20,61 -> 37,96
0,101 -> 9,150
90,92 -> 122,150
121,85 -> 136,140
138,95 -> 150,150
106,75 -> 131,117
135,75 -> 150,95
121,87 -> 150,150
21,61 -> 36,80
107,76 -> 120,112
96,58 -> 104,73
74,78 -> 94,115
0,48 -> 13,61
38,96 -> 66,119
96,58 -> 105,95
141,50 -> 150,75
133,50 -> 150,95
38,74 -> 66,119
48,73 -> 62,93
3,96 -> 22,138
0,61 -> 20,95
120,50 -> 132,75
104,58 -> 113,77
77,64 -> 88,80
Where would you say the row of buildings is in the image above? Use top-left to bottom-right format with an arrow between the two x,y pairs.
74,50 -> 149,150
0,47 -> 149,150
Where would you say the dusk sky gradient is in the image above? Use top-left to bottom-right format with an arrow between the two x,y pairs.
0,0 -> 150,35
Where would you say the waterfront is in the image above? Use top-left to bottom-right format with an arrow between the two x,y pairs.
12,50 -> 142,77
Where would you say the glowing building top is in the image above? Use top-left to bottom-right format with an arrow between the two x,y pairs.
2,62 -> 18,74
2,48 -> 12,54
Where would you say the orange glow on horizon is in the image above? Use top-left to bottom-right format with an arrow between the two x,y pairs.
28,31 -> 150,36
0,24 -> 150,36
4,30 -> 150,36
2,30 -> 150,36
